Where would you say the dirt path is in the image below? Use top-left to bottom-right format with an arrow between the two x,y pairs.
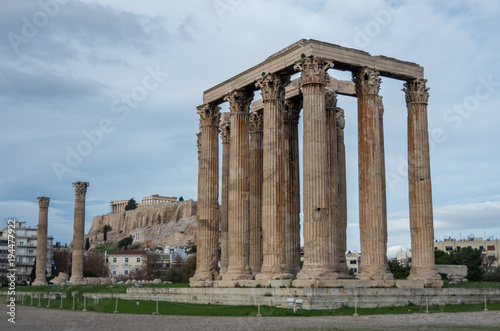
1,305 -> 499,330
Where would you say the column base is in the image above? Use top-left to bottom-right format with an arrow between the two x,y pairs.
255,267 -> 294,281
32,278 -> 48,286
69,276 -> 86,284
189,279 -> 215,288
408,268 -> 444,288
221,267 -> 253,281
190,269 -> 217,282
293,266 -> 340,287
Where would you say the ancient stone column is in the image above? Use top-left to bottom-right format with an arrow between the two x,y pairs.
223,88 -> 254,281
249,109 -> 263,275
219,113 -> 231,275
353,67 -> 393,285
326,91 -> 340,273
283,98 -> 302,276
404,78 -> 443,288
34,197 -> 50,286
191,104 -> 221,283
335,107 -> 350,276
294,56 -> 339,286
254,73 -> 290,281
70,181 -> 89,283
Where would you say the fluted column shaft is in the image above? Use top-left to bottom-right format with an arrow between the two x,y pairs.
192,104 -> 221,282
353,67 -> 392,281
335,108 -> 350,276
295,56 -> 338,280
249,110 -> 263,274
223,89 -> 253,281
219,113 -> 231,275
404,78 -> 443,287
34,197 -> 50,285
255,73 -> 290,280
326,91 -> 340,271
70,181 -> 89,283
284,99 -> 301,275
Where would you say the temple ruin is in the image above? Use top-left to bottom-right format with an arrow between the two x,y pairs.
191,39 -> 443,288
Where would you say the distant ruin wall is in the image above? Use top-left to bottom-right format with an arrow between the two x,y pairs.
87,200 -> 198,248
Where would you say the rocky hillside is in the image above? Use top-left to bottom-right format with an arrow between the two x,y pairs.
86,200 -> 198,249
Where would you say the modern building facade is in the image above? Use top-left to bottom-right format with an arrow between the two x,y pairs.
108,250 -> 147,277
435,237 -> 499,269
0,220 -> 53,284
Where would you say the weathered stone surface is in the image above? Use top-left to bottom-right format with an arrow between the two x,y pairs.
436,265 -> 467,283
70,181 -> 89,283
50,272 -> 69,285
219,112 -> 231,275
34,197 -> 50,286
404,79 -> 443,288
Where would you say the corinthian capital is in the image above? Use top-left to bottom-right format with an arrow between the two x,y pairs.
335,107 -> 345,130
224,89 -> 253,114
403,78 -> 429,105
325,91 -> 338,112
73,182 -> 89,200
249,109 -> 263,133
353,67 -> 381,96
294,56 -> 333,86
37,197 -> 50,208
256,73 -> 289,101
219,112 -> 231,143
197,103 -> 221,127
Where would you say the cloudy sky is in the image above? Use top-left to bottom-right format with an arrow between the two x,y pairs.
1,0 -> 499,257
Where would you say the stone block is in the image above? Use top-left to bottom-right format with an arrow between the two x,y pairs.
153,278 -> 162,284
94,278 -> 101,285
110,278 -> 117,284
341,279 -> 371,288
269,279 -> 293,288
395,280 -> 424,288
86,277 -> 95,285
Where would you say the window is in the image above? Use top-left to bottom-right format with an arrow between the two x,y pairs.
350,260 -> 357,265
124,269 -> 129,275
113,257 -> 117,263
112,270 -> 117,275
28,249 -> 34,254
487,245 -> 495,251
352,268 -> 357,273
137,257 -> 141,263
445,246 -> 453,251
125,258 -> 129,263
456,246 -> 461,251
479,246 -> 484,251
135,233 -> 140,240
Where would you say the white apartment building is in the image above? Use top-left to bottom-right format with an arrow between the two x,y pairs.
0,220 -> 53,284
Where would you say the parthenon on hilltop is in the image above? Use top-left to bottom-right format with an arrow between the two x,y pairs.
191,39 -> 443,288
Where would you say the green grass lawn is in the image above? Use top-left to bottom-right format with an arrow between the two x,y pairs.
0,283 -> 189,295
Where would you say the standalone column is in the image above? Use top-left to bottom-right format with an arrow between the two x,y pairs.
294,56 -> 339,287
353,67 -> 393,285
255,73 -> 291,281
283,98 -> 301,276
191,104 -> 221,283
335,108 -> 350,276
326,91 -> 340,273
223,88 -> 254,281
70,181 -> 89,283
404,78 -> 443,287
34,197 -> 50,286
219,113 -> 231,275
249,109 -> 263,275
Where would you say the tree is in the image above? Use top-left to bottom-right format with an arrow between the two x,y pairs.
85,237 -> 90,250
125,198 -> 138,211
388,261 -> 411,279
435,248 -> 485,281
178,196 -> 184,202
118,237 -> 134,250
83,251 -> 109,277
30,259 -> 37,282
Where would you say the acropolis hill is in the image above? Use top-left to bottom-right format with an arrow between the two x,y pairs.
86,200 -> 197,250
